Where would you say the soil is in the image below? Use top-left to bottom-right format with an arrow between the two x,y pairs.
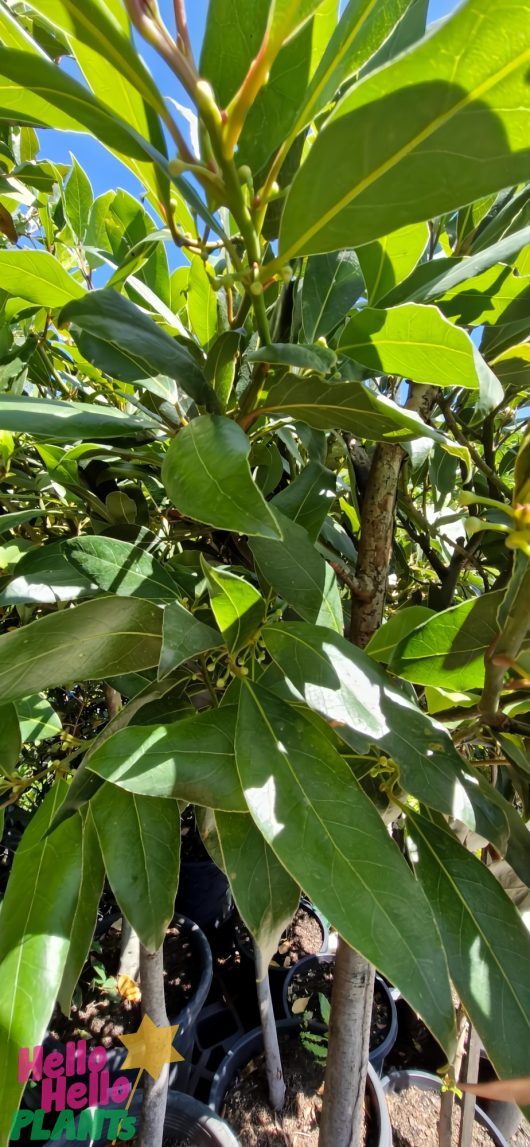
50,920 -> 198,1050
286,960 -> 391,1050
221,1031 -> 378,1147
236,906 -> 324,970
387,1085 -> 501,1146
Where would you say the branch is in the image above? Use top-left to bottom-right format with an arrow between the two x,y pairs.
479,554 -> 530,719
173,0 -> 193,58
438,398 -> 511,502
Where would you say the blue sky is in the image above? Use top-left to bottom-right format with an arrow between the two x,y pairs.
38,0 -> 460,202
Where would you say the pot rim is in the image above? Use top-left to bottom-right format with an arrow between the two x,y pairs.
382,1068 -> 511,1147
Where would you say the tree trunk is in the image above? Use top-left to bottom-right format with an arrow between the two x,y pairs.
255,943 -> 286,1110
319,944 -> 375,1147
139,944 -> 169,1147
119,918 -> 140,981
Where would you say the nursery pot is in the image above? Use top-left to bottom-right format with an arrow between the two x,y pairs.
175,856 -> 231,931
382,1069 -> 510,1147
208,1017 -> 392,1147
282,955 -> 398,1075
47,1089 -> 240,1146
236,896 -> 328,1015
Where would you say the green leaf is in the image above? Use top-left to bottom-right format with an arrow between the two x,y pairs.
268,0 -> 328,45
15,694 -> 62,744
0,596 -> 163,704
64,152 -> 93,241
255,374 -> 448,443
215,810 -> 300,967
205,330 -> 243,410
0,395 -> 155,442
188,256 -> 218,350
248,342 -> 337,374
390,590 -> 504,689
302,250 -> 364,341
365,605 -> 434,664
0,249 -> 84,307
57,807 -> 105,1015
236,681 -> 456,1056
201,559 -> 266,656
0,509 -> 44,536
356,222 -> 429,305
409,811 -> 530,1082
250,511 -> 343,632
438,265 -> 530,329
279,0 -> 530,258
262,622 -> 515,858
380,226 -> 530,309
60,289 -> 213,408
0,545 -> 97,605
159,601 -> 223,679
339,304 -> 502,396
162,416 -> 282,540
0,703 -> 20,776
271,460 -> 336,541
91,784 -> 181,951
88,705 -> 245,812
0,783 -> 83,1143
63,536 -> 184,605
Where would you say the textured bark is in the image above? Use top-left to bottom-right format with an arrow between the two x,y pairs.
139,944 -> 169,1147
255,944 -> 286,1110
319,945 -> 375,1147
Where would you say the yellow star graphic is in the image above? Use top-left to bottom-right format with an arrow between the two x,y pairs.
119,1013 -> 184,1081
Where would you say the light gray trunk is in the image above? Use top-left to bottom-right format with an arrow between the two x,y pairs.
319,942 -> 375,1147
255,943 -> 286,1110
138,943 -> 169,1147
119,918 -> 140,981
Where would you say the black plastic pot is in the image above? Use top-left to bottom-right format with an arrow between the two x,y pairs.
50,1089 -> 240,1146
282,955 -> 398,1075
175,857 -> 232,931
382,1069 -> 510,1147
236,897 -> 328,1017
208,1018 -> 392,1146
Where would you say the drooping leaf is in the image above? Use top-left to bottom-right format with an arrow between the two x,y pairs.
0,510 -> 44,536
159,601 -> 223,679
0,249 -> 84,307
57,807 -> 105,1015
0,395 -> 155,442
0,703 -> 20,776
365,605 -> 434,664
409,811 -> 530,1084
201,559 -> 266,656
271,460 -> 336,541
302,249 -> 364,341
279,0 -> 530,258
356,223 -> 429,305
15,694 -> 62,744
63,536 -> 184,604
236,681 -> 456,1056
59,289 -> 213,408
0,596 -> 163,704
88,705 -> 245,812
162,416 -> 282,540
390,590 -> 503,689
0,544 -> 97,605
250,511 -> 343,632
215,810 -> 300,967
91,783 -> 181,951
438,266 -> 530,330
0,783 -> 83,1142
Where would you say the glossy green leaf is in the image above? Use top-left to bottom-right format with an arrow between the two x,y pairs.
88,706 -> 245,812
0,545 -> 97,605
250,511 -> 343,632
409,811 -> 530,1082
279,0 -> 530,258
0,596 -> 163,704
255,374 -> 448,443
262,622 -> 516,858
201,559 -> 266,656
57,807 -> 105,1015
0,395 -> 155,442
63,536 -> 184,604
248,342 -> 336,374
162,416 -> 282,540
188,256 -> 217,350
205,330 -> 243,410
15,694 -> 62,744
271,460 -> 336,541
302,249 -> 364,341
268,0 -> 327,45
438,265 -> 530,329
215,810 -> 300,967
0,509 -> 44,536
0,783 -> 83,1142
390,590 -> 503,689
91,783 -> 180,951
159,601 -> 223,679
0,703 -> 20,776
339,304 -> 502,396
60,289 -> 212,408
236,681 -> 456,1055
0,249 -> 84,306
64,153 -> 93,241
356,223 -> 429,305
365,605 -> 434,664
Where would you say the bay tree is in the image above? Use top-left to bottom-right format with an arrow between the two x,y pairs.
0,1 -> 529,1145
